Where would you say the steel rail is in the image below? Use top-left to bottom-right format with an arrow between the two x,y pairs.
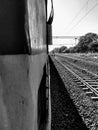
56,53 -> 98,66
57,56 -> 98,79
55,58 -> 98,97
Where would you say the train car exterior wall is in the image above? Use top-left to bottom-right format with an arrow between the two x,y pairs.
0,0 -> 47,130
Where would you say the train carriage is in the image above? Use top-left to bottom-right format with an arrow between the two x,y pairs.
0,0 -> 51,130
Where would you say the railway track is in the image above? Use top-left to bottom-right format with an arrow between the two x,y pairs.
56,53 -> 98,66
55,56 -> 98,101
49,57 -> 89,130
57,56 -> 98,79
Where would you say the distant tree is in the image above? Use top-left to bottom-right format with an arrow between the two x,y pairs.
67,46 -> 77,53
77,36 -> 88,52
89,41 -> 98,52
52,47 -> 60,53
77,32 -> 98,53
64,49 -> 70,53
52,33 -> 98,54
59,46 -> 67,53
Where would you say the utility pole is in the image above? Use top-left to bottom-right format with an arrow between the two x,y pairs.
74,37 -> 77,46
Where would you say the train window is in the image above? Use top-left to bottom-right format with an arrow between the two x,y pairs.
0,0 -> 30,54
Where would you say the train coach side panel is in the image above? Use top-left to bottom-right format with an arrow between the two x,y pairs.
0,56 -> 31,130
0,0 -> 47,130
0,54 -> 47,130
28,0 -> 46,51
28,0 -> 47,129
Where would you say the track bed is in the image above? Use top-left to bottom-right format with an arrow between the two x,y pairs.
49,57 -> 88,130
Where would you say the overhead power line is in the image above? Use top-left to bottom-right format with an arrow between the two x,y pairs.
65,0 -> 91,32
66,3 -> 98,34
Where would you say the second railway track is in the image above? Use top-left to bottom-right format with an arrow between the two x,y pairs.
55,56 -> 98,101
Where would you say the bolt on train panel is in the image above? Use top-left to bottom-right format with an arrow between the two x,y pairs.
0,0 -> 48,130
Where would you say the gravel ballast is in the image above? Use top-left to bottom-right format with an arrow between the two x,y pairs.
49,57 -> 88,130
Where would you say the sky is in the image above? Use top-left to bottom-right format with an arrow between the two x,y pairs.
49,0 -> 98,51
